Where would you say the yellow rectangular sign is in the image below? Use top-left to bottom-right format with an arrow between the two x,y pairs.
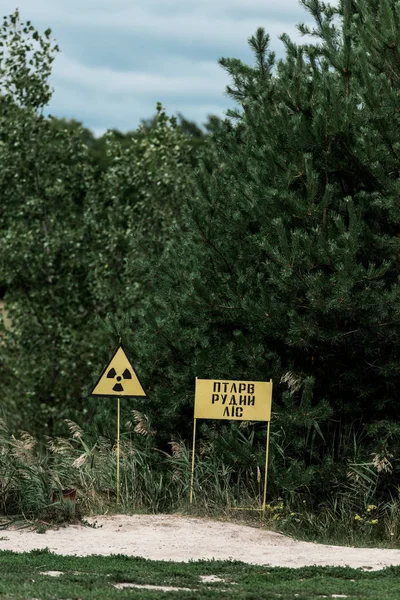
194,378 -> 272,421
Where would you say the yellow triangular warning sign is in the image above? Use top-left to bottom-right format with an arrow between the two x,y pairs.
91,344 -> 147,398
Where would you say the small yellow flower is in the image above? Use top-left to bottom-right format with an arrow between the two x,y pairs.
354,514 -> 363,522
367,504 -> 377,512
369,519 -> 378,525
290,512 -> 295,516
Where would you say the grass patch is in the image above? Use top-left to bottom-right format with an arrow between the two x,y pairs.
1,550 -> 400,599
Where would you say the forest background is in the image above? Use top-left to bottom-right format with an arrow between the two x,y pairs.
1,0 -> 400,546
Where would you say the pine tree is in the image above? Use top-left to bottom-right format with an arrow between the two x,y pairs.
133,0 -> 400,497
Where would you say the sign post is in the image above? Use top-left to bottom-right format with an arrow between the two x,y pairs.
191,378 -> 273,511
90,343 -> 147,504
189,418 -> 197,505
117,397 -> 121,504
264,420 -> 271,511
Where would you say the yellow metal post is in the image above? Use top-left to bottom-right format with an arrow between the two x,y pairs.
262,420 -> 271,512
117,397 -> 121,504
189,418 -> 197,504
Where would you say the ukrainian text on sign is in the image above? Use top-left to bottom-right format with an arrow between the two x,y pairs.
194,378 -> 272,421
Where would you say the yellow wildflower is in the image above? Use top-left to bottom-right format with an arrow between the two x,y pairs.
367,505 -> 377,512
369,519 -> 378,525
354,514 -> 363,522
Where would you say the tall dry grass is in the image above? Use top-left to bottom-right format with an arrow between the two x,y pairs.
2,413 -> 400,548
0,413 -> 262,520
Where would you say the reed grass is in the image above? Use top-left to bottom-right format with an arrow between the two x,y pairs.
1,413 -> 400,548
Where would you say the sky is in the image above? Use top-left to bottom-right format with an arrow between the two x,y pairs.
1,1 -> 313,135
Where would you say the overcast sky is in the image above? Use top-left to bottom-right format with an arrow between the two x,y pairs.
2,1 -> 313,135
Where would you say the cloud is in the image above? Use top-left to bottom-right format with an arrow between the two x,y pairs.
57,8 -> 297,45
4,0 -> 310,26
1,0 -> 314,132
50,54 -> 232,132
53,55 -> 230,97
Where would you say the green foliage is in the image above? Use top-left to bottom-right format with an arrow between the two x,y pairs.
0,11 -> 96,432
0,9 -> 58,110
123,0 -> 400,507
85,103 -> 197,320
4,0 -> 400,523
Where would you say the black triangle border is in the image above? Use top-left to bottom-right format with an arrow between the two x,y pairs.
90,342 -> 148,398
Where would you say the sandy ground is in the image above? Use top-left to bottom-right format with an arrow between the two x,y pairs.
1,514 -> 400,570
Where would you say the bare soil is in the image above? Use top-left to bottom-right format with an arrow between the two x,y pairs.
1,514 -> 400,570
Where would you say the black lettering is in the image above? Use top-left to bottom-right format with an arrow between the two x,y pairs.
222,382 -> 229,393
212,394 -> 219,404
236,407 -> 243,417
248,395 -> 255,406
239,383 -> 246,393
247,384 -> 255,394
229,395 -> 237,405
223,407 -> 230,417
213,382 -> 221,393
221,394 -> 228,404
230,383 -> 237,393
239,395 -> 247,405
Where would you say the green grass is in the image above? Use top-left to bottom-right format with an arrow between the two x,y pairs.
1,550 -> 400,599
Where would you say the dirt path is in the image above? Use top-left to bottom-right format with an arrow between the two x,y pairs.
1,514 -> 400,570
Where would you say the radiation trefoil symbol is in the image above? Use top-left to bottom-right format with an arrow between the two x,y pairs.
90,343 -> 147,398
107,366 -> 132,393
